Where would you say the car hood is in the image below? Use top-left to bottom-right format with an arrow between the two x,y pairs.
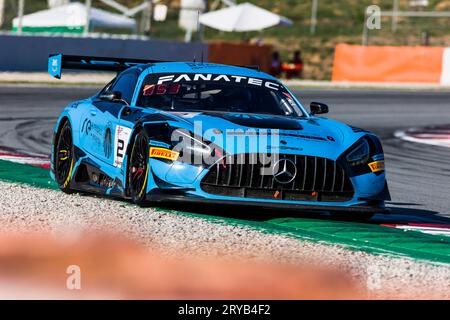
142,111 -> 363,160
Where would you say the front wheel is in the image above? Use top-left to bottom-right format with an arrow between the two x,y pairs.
54,121 -> 75,194
128,129 -> 150,206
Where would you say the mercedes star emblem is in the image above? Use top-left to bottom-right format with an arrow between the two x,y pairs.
273,159 -> 297,184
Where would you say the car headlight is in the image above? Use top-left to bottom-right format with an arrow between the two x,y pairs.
346,139 -> 370,166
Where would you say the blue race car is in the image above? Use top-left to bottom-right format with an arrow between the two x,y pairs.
48,54 -> 390,220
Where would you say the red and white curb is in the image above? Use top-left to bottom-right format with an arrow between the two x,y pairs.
382,223 -> 450,237
0,150 -> 50,169
395,128 -> 450,148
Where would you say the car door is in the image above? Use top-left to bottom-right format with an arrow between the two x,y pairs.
88,70 -> 139,168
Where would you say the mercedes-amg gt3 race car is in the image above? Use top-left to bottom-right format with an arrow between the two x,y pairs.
48,54 -> 390,219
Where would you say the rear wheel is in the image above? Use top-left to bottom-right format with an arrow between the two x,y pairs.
55,121 -> 75,194
128,129 -> 150,206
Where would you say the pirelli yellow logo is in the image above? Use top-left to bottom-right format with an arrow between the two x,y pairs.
149,147 -> 179,161
368,160 -> 385,173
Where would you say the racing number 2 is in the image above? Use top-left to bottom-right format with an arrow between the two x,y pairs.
116,139 -> 125,158
114,125 -> 132,168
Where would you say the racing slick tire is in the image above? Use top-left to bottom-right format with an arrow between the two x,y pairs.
54,120 -> 75,194
128,129 -> 150,206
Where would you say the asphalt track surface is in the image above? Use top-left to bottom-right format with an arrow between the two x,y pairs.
0,85 -> 449,225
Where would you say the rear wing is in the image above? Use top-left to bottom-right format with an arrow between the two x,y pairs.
48,54 -> 166,79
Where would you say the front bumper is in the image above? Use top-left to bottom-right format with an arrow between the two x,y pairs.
146,190 -> 389,214
147,153 -> 391,214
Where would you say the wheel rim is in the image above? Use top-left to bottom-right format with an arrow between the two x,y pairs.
55,124 -> 73,186
129,133 -> 149,199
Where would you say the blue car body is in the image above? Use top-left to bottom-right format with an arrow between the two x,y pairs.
49,54 -> 390,214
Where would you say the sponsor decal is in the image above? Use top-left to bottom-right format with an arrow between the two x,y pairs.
114,125 -> 132,168
151,73 -> 280,91
48,54 -> 62,78
51,58 -> 59,73
143,83 -> 181,96
149,147 -> 179,161
368,160 -> 385,173
270,146 -> 303,151
81,118 -> 92,135
142,84 -> 155,96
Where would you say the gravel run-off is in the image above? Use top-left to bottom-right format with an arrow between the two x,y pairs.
0,181 -> 449,298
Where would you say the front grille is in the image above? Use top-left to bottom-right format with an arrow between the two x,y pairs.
200,154 -> 354,202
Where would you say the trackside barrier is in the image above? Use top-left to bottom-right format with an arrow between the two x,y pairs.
0,35 -> 272,74
0,34 -> 207,72
208,41 -> 272,73
332,44 -> 450,85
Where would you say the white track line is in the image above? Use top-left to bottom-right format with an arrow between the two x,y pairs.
385,225 -> 450,237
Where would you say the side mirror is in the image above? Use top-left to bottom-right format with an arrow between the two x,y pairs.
310,102 -> 329,115
99,91 -> 122,102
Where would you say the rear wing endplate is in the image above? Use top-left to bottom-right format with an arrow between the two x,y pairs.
48,54 -> 166,79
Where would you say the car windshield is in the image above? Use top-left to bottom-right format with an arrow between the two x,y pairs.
136,73 -> 305,117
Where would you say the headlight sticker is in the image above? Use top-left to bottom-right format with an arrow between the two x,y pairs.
149,147 -> 180,161
368,160 -> 385,173
372,154 -> 385,161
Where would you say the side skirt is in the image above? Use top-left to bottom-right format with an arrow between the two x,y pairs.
70,158 -> 127,199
